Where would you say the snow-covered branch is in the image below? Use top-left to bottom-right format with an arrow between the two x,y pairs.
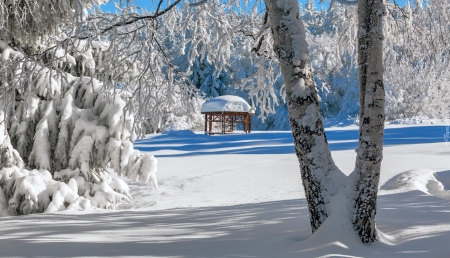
80,0 -> 183,39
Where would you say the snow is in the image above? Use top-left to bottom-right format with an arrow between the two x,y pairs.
0,123 -> 450,257
0,58 -> 159,214
200,95 -> 251,113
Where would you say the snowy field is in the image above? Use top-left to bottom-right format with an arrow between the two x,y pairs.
0,122 -> 449,257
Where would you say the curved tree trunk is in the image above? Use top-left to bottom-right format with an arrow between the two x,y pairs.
352,0 -> 385,243
264,0 -> 341,232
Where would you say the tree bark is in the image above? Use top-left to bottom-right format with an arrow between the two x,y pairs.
352,0 -> 385,243
264,0 -> 340,232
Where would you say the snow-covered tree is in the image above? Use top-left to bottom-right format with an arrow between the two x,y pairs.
0,0 -> 159,215
383,0 -> 450,119
264,0 -> 340,233
309,3 -> 360,119
353,0 -> 385,242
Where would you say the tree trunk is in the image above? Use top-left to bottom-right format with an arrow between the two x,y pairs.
264,0 -> 385,243
264,0 -> 341,232
352,0 -> 385,243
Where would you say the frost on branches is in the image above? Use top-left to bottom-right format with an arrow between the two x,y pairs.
0,0 -> 106,53
0,41 -> 157,216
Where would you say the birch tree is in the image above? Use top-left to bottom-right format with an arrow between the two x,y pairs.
263,0 -> 385,242
353,0 -> 385,243
264,0 -> 342,232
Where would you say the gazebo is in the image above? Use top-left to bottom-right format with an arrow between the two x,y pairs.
201,95 -> 255,135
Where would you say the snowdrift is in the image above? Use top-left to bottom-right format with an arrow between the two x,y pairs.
381,169 -> 450,200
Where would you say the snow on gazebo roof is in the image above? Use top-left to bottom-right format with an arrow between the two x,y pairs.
201,95 -> 251,113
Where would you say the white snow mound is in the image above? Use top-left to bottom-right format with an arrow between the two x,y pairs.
381,169 -> 450,199
201,95 -> 251,113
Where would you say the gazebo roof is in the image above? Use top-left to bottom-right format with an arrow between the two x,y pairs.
201,95 -> 251,113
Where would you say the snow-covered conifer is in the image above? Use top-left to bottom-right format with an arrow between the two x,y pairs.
0,0 -> 160,215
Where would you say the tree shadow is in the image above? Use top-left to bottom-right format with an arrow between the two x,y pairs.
376,190 -> 450,255
135,126 -> 447,157
2,191 -> 450,257
435,170 -> 450,190
0,199 -> 311,258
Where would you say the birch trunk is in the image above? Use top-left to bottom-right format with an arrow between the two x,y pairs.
264,0 -> 386,243
352,0 -> 385,243
264,0 -> 340,232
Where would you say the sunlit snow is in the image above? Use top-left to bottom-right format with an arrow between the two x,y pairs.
0,122 -> 449,257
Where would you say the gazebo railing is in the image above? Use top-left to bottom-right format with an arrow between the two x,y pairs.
202,112 -> 252,135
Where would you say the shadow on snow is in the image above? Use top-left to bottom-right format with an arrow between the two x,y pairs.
1,193 -> 450,257
134,126 -> 447,157
0,199 -> 310,258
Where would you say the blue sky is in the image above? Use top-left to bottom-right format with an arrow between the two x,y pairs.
99,0 -> 328,13
99,0 -> 413,13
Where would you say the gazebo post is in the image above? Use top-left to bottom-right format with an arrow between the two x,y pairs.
204,114 -> 207,134
209,115 -> 213,134
244,114 -> 249,133
231,115 -> 235,132
221,113 -> 225,134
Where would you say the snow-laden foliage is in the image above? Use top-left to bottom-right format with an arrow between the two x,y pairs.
302,0 -> 450,122
156,0 -> 448,129
0,109 -> 23,170
0,0 -> 106,53
0,40 -> 157,215
305,3 -> 360,119
73,4 -> 209,133
384,0 -> 450,119
142,81 -> 205,133
0,167 -> 89,215
59,0 -> 449,132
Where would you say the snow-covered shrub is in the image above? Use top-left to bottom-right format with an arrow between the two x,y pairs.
0,167 -> 88,215
0,40 -> 158,216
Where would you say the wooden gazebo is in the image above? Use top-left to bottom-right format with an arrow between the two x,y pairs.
201,95 -> 255,135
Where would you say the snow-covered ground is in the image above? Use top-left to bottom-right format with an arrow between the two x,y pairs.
0,122 -> 449,257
